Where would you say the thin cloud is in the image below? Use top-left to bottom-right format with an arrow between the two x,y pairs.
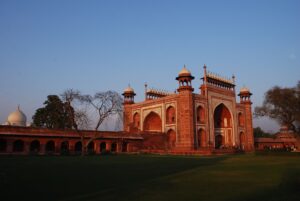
289,53 -> 296,60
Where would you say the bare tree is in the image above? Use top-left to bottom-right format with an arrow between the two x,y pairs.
80,90 -> 123,147
61,89 -> 123,155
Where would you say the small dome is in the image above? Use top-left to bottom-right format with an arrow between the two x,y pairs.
7,106 -> 27,127
124,85 -> 134,93
240,87 -> 250,93
178,65 -> 191,76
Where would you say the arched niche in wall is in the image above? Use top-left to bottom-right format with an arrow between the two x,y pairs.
143,111 -> 162,132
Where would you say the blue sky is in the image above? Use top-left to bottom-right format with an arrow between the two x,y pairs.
0,0 -> 299,132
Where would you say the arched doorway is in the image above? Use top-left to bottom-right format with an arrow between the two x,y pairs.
197,129 -> 206,148
215,135 -> 223,149
143,112 -> 162,132
45,141 -> 55,153
214,104 -> 233,149
122,142 -> 128,152
240,132 -> 246,150
30,140 -> 40,153
61,141 -> 69,154
167,129 -> 176,148
0,139 -> 7,152
87,141 -> 95,154
75,141 -> 82,154
111,142 -> 117,152
100,142 -> 106,153
166,106 -> 176,124
13,140 -> 24,152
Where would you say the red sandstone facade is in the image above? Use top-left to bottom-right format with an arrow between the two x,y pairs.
123,65 -> 254,152
255,127 -> 299,151
0,126 -> 169,155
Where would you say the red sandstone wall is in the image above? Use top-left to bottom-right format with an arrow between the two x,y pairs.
176,91 -> 195,150
140,133 -> 168,150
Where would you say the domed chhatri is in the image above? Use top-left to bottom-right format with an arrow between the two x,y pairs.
240,86 -> 250,93
7,106 -> 27,127
178,65 -> 191,77
122,85 -> 136,104
123,85 -> 135,93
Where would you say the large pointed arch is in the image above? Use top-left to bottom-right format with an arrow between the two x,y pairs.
213,103 -> 233,148
143,112 -> 162,132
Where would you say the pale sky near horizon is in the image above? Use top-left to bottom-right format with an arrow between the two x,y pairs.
0,0 -> 299,132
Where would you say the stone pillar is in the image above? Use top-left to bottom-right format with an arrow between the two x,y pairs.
106,142 -> 111,152
24,140 -> 30,154
69,141 -> 75,155
6,139 -> 13,153
95,142 -> 100,154
244,102 -> 254,151
176,91 -> 195,150
123,106 -> 132,132
40,143 -> 46,155
117,142 -> 122,153
55,141 -> 60,154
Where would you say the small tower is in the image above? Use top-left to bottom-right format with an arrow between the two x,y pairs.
238,87 -> 252,104
175,65 -> 195,149
238,87 -> 254,151
176,65 -> 195,92
200,64 -> 208,95
122,85 -> 136,104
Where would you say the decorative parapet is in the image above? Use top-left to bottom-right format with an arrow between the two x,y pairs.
146,87 -> 175,100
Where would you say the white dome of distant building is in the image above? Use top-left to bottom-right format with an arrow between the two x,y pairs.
178,65 -> 191,76
7,106 -> 27,127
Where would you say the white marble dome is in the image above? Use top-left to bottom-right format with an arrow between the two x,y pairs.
7,106 -> 27,127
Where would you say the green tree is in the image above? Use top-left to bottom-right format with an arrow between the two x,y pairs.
32,95 -> 73,129
253,127 -> 273,138
254,81 -> 300,131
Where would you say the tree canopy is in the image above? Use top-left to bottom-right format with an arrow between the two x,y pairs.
254,81 -> 300,131
253,127 -> 273,138
32,95 -> 73,129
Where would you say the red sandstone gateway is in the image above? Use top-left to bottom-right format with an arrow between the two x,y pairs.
123,65 -> 254,152
0,65 -> 255,155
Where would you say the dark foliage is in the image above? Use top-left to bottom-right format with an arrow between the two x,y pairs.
32,95 -> 74,129
253,127 -> 273,138
255,81 -> 300,131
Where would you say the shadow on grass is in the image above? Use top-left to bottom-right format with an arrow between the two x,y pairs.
231,170 -> 300,201
0,154 -> 227,201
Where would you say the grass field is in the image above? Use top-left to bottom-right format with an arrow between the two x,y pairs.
0,153 -> 299,201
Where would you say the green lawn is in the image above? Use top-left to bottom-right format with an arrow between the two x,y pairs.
0,153 -> 299,201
